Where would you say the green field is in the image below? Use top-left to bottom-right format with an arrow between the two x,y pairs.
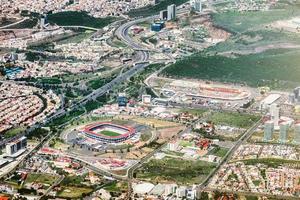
48,11 -> 117,28
207,112 -> 260,128
179,108 -> 207,117
208,146 -> 229,157
100,130 -> 121,137
25,173 -> 58,185
161,49 -> 300,89
211,6 -> 300,33
136,158 -> 216,185
56,31 -> 95,45
3,127 -> 26,139
57,186 -> 93,198
127,0 -> 189,17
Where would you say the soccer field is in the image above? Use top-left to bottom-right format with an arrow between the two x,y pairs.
100,130 -> 121,137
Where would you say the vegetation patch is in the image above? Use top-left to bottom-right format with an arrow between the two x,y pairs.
127,0 -> 189,17
136,158 -> 216,185
207,112 -> 260,128
48,11 -> 117,28
161,49 -> 300,90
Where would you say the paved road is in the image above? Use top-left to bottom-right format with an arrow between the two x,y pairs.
0,17 -> 29,29
43,18 -> 153,124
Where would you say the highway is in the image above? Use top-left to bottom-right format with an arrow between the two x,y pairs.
44,17 -> 153,124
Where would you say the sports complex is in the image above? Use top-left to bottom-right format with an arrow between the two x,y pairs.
81,122 -> 136,143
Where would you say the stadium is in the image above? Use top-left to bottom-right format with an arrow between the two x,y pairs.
82,122 -> 136,143
164,80 -> 251,101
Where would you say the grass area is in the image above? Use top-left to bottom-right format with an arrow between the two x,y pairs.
87,75 -> 116,90
207,111 -> 260,128
211,5 -> 300,33
49,108 -> 85,127
25,173 -> 57,185
161,49 -> 300,90
103,181 -> 128,192
179,140 -> 193,147
56,31 -> 95,44
241,158 -> 300,168
209,29 -> 300,54
136,157 -> 216,185
100,130 -> 121,137
179,108 -> 207,117
27,128 -> 49,140
57,186 -> 93,198
140,131 -> 152,142
48,11 -> 117,28
84,100 -> 106,112
7,18 -> 38,29
3,127 -> 26,139
132,117 -> 179,128
208,146 -> 229,157
127,0 -> 189,17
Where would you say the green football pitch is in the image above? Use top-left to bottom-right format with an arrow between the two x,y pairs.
100,130 -> 121,137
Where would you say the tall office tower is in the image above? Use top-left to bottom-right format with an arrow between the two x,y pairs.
270,103 -> 280,128
160,10 -> 168,20
191,0 -> 202,12
279,121 -> 289,143
40,14 -> 47,29
167,4 -> 176,21
294,87 -> 300,102
294,122 -> 300,144
264,120 -> 274,141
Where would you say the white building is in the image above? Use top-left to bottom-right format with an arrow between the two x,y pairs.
186,187 -> 197,200
142,95 -> 151,104
167,4 -> 176,21
6,136 -> 27,157
164,184 -> 177,196
167,141 -> 179,151
176,186 -> 187,198
259,94 -> 281,110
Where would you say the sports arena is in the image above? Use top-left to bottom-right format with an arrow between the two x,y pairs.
164,80 -> 251,101
82,122 -> 136,143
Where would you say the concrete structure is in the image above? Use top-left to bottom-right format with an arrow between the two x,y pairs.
259,94 -> 281,110
279,121 -> 289,143
151,22 -> 164,32
167,4 -> 176,21
133,182 -> 155,194
142,95 -> 151,104
294,122 -> 300,144
264,120 -> 274,141
167,141 -> 179,151
117,93 -> 127,107
5,136 -> 27,156
270,103 -> 280,128
160,10 -> 168,20
40,14 -> 47,29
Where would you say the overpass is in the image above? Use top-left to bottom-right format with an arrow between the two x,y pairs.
61,25 -> 99,31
